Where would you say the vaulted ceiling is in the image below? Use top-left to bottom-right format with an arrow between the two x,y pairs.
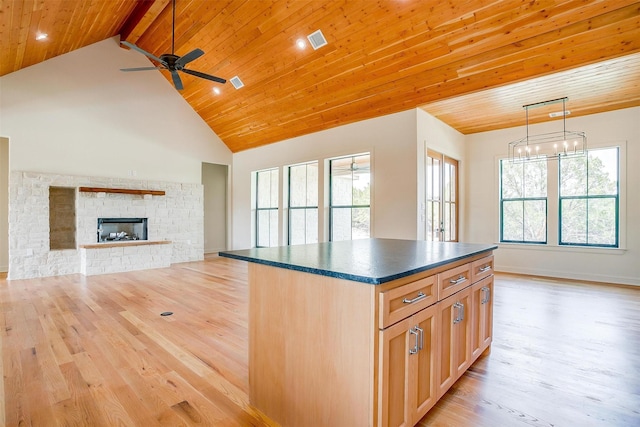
2,0 -> 639,152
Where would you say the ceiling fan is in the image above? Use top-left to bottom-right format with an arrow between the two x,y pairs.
120,0 -> 226,90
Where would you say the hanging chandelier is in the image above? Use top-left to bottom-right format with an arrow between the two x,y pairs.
508,97 -> 587,162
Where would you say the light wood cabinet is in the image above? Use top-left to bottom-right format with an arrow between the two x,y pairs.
379,256 -> 494,427
379,304 -> 438,427
471,275 -> 494,361
438,262 -> 471,300
436,287 -> 472,398
243,246 -> 495,427
471,254 -> 494,283
379,275 -> 438,329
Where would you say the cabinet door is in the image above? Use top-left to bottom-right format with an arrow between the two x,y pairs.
453,288 -> 472,379
379,305 -> 438,427
436,293 -> 457,398
436,288 -> 472,398
379,317 -> 413,427
471,276 -> 494,361
409,304 -> 438,423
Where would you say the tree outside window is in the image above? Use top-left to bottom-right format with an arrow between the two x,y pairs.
500,160 -> 547,243
559,148 -> 619,247
255,168 -> 279,247
330,154 -> 370,241
288,162 -> 318,245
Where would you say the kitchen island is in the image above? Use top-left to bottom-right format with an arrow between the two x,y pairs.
220,239 -> 497,427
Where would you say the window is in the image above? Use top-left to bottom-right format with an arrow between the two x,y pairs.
559,147 -> 619,247
255,168 -> 279,247
329,153 -> 370,241
426,150 -> 459,241
288,162 -> 318,245
500,160 -> 547,243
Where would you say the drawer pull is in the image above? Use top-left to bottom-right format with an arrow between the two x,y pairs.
402,291 -> 427,304
449,275 -> 467,285
479,265 -> 491,272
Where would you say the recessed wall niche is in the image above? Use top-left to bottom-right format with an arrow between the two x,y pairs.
49,186 -> 76,250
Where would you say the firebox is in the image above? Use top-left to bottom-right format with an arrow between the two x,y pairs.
97,218 -> 148,242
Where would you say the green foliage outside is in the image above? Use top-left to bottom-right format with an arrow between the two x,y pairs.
500,147 -> 618,246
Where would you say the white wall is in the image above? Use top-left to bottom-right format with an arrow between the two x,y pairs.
230,110 -> 420,249
466,107 -> 640,286
0,37 -> 231,183
202,162 -> 228,253
0,137 -> 8,272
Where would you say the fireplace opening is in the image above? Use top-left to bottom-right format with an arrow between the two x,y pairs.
98,218 -> 148,242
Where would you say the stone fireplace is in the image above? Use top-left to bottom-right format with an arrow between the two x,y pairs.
8,171 -> 205,280
97,217 -> 148,242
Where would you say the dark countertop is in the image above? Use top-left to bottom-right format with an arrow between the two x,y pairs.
219,239 -> 497,285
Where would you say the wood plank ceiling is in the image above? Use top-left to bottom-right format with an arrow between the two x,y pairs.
2,0 -> 640,152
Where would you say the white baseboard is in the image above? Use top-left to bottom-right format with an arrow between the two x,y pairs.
496,265 -> 640,287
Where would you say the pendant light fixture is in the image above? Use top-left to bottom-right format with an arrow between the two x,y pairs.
508,97 -> 587,162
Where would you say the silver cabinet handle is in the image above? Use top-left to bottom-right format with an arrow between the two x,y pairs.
449,275 -> 467,285
414,325 -> 424,351
459,302 -> 465,322
479,265 -> 491,272
409,328 -> 419,354
481,286 -> 491,304
402,291 -> 426,304
453,302 -> 461,324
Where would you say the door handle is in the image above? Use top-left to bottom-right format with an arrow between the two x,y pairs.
414,325 -> 424,351
481,286 -> 490,304
409,328 -> 419,354
453,302 -> 461,324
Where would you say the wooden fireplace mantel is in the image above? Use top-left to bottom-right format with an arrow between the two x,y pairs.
78,187 -> 165,196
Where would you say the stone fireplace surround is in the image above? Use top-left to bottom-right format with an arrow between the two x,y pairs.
8,171 -> 204,280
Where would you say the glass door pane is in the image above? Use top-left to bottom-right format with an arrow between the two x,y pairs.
426,150 -> 458,242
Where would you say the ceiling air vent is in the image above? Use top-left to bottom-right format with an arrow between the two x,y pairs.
549,110 -> 571,118
307,29 -> 328,50
230,76 -> 244,89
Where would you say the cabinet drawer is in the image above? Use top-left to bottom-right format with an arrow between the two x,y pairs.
438,263 -> 471,300
471,255 -> 494,283
379,275 -> 437,329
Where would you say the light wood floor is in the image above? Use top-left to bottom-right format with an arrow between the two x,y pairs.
2,258 -> 639,426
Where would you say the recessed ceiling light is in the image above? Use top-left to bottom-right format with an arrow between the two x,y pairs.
213,87 -> 221,95
35,33 -> 48,41
296,38 -> 306,49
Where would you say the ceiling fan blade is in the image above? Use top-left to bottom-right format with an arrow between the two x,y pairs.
175,49 -> 204,68
170,70 -> 184,90
120,41 -> 166,65
182,68 -> 226,84
120,66 -> 165,72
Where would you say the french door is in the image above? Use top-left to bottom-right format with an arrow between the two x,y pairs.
426,149 -> 458,242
